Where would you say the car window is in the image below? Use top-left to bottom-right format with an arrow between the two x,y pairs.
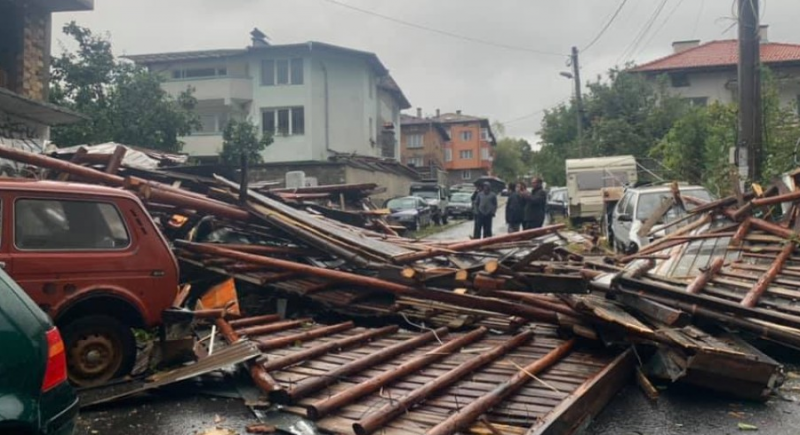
451,193 -> 472,203
616,193 -> 630,214
636,188 -> 712,221
623,193 -> 635,215
15,199 -> 130,250
387,198 -> 417,210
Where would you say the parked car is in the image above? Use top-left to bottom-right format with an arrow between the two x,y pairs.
1,267 -> 78,435
385,196 -> 433,231
612,184 -> 714,253
450,183 -> 476,194
447,191 -> 474,220
410,182 -> 449,225
547,187 -> 569,220
0,180 -> 180,386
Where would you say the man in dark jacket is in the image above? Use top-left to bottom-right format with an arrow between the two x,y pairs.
473,183 -> 498,239
505,182 -> 523,233
522,177 -> 547,230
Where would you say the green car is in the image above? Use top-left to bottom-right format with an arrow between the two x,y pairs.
0,269 -> 78,434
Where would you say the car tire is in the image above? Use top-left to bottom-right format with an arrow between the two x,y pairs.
62,315 -> 137,387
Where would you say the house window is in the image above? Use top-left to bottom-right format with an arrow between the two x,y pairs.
670,73 -> 690,88
407,157 -> 424,167
262,107 -> 305,136
171,67 -> 227,80
445,148 -> 453,162
461,170 -> 472,180
459,150 -> 473,159
480,128 -> 489,141
481,147 -> 490,160
407,134 -> 423,149
196,112 -> 229,134
460,130 -> 473,141
261,58 -> 303,86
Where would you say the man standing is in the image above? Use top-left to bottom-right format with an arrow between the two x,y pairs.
473,183 -> 497,239
505,182 -> 523,233
522,177 -> 547,230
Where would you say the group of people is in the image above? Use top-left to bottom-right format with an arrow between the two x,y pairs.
469,177 -> 547,239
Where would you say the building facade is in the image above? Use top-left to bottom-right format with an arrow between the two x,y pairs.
431,111 -> 496,186
0,0 -> 91,143
128,32 -> 411,163
632,26 -> 800,110
399,110 -> 449,179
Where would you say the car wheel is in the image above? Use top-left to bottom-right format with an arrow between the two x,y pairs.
62,315 -> 136,387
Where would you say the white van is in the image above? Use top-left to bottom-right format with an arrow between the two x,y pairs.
565,155 -> 637,222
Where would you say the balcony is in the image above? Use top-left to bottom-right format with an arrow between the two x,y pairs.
162,76 -> 253,106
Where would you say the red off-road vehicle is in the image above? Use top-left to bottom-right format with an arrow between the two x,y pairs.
0,179 -> 179,386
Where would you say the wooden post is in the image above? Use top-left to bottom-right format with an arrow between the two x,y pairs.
105,146 -> 127,175
686,257 -> 725,295
741,242 -> 795,307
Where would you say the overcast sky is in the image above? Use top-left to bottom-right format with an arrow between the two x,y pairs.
53,0 -> 799,144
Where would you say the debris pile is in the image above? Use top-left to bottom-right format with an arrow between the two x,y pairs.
0,144 -> 797,433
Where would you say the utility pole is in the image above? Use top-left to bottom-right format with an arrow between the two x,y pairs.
571,46 -> 585,158
737,0 -> 762,182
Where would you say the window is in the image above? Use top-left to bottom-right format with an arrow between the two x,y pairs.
616,193 -> 631,214
623,193 -> 635,216
15,199 -> 130,250
407,157 -> 424,166
445,148 -> 453,162
291,58 -> 304,85
262,107 -> 305,136
480,148 -> 490,160
480,128 -> 489,141
670,73 -> 690,88
407,134 -> 423,149
460,130 -> 473,141
461,170 -> 472,180
261,58 -> 303,86
196,112 -> 229,134
171,67 -> 227,80
459,150 -> 473,159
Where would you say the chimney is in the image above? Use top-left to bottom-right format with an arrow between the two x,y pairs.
250,28 -> 270,48
456,110 -> 462,115
436,108 -> 440,118
672,40 -> 700,53
759,25 -> 769,43
416,108 -> 422,118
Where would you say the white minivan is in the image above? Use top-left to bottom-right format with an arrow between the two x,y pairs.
612,184 -> 713,253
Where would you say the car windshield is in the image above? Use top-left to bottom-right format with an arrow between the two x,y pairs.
387,198 -> 418,210
412,190 -> 438,199
451,193 -> 472,203
635,189 -> 713,221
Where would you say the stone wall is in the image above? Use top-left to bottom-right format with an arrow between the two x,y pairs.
18,1 -> 49,101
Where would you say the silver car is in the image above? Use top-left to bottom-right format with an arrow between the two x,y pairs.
612,185 -> 713,253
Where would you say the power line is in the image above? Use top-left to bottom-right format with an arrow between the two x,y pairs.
318,0 -> 567,57
692,0 -> 706,38
501,98 -> 571,125
581,0 -> 630,53
617,0 -> 670,65
636,0 -> 689,58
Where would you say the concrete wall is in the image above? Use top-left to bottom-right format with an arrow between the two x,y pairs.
344,166 -> 414,204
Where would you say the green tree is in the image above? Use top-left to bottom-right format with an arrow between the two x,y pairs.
50,22 -> 200,151
492,138 -> 531,182
219,119 -> 273,165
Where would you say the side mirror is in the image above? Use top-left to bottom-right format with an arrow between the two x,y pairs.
617,214 -> 633,222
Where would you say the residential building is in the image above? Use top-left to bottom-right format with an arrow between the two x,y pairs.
127,30 -> 411,163
631,26 -> 800,110
430,110 -> 496,186
399,109 -> 449,179
0,0 -> 91,145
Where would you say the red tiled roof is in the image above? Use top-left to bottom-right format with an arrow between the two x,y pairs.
632,40 -> 800,72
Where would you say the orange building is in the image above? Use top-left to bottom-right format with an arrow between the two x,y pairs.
433,111 -> 497,186
399,110 -> 450,179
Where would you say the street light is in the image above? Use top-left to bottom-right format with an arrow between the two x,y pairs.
559,71 -> 574,79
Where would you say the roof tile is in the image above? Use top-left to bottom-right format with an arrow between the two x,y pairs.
632,40 -> 800,72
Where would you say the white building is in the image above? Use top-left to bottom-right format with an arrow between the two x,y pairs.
127,30 -> 410,163
632,26 -> 800,111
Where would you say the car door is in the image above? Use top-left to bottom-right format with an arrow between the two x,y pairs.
612,192 -> 631,247
617,192 -> 637,248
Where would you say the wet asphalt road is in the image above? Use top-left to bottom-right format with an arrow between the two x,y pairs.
75,214 -> 800,435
